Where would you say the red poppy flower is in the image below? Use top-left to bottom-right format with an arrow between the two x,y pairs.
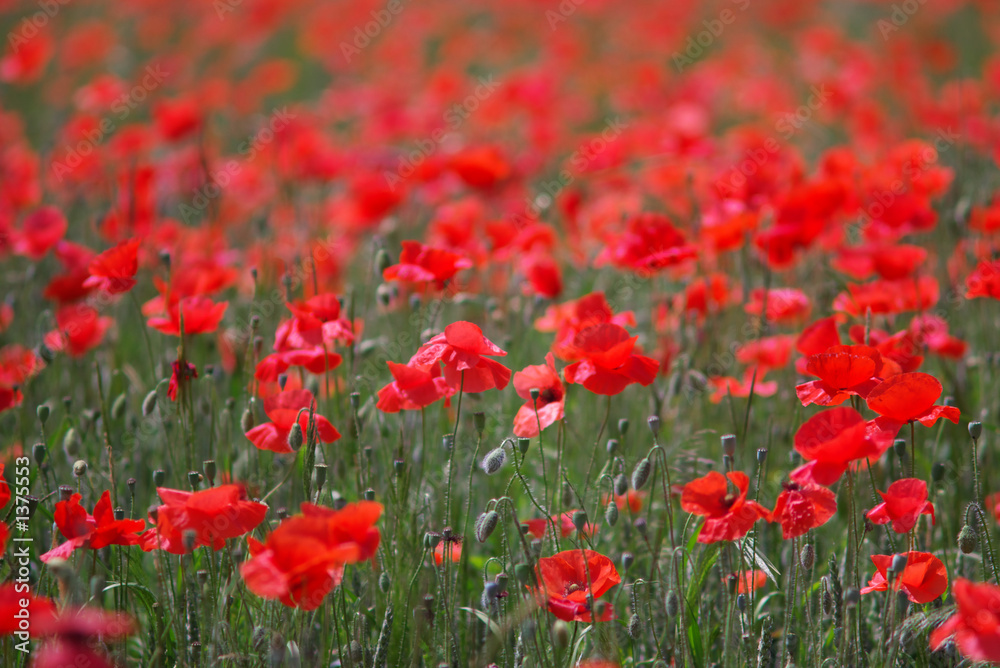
745,288 -> 811,324
535,292 -> 636,361
681,471 -> 769,543
410,321 -> 510,393
770,481 -> 837,539
434,541 -> 462,565
726,570 -> 768,594
848,325 -> 922,373
448,145 -> 510,188
255,348 -> 343,382
382,240 -> 472,289
167,359 -> 198,402
833,243 -> 928,280
736,335 -> 795,374
84,237 -> 141,294
43,240 -> 97,303
0,464 -> 10,509
908,314 -> 966,360
40,491 -> 145,563
140,484 -> 267,554
523,511 -> 597,539
28,606 -> 136,668
241,501 -> 381,610
865,372 -> 960,429
796,344 -> 888,407
0,583 -> 56,636
603,490 -> 646,514
512,353 -> 565,437
791,407 -> 896,486
595,212 -> 697,273
795,316 -> 841,374
245,389 -> 340,454
280,293 -> 355,348
43,304 -> 112,357
12,206 -> 66,259
866,478 -> 935,534
563,324 -> 659,396
833,276 -> 939,316
860,551 -> 947,604
376,360 -> 454,412
147,296 -> 228,336
707,370 -> 778,404
931,578 -> 1000,663
965,260 -> 1000,300
534,549 -> 621,622
0,345 -> 39,415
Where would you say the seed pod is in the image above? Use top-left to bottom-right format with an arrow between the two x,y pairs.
634,517 -> 647,536
890,553 -> 908,575
153,469 -> 166,487
473,411 -> 486,435
647,415 -> 661,437
606,438 -> 618,455
36,404 -> 50,425
476,511 -> 500,543
737,593 -> 747,612
627,613 -> 642,639
632,458 -> 652,490
63,427 -> 80,458
552,621 -> 570,649
893,438 -> 907,458
970,421 -> 983,440
756,447 -> 768,464
364,488 -> 375,501
481,447 -> 506,474
721,433 -> 736,458
618,418 -> 629,436
517,437 -> 529,455
621,552 -> 634,572
800,543 -> 815,570
241,406 -> 255,433
958,524 -> 978,554
605,501 -> 619,527
32,442 -> 47,465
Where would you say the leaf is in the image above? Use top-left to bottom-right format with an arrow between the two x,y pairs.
739,537 -> 782,587
458,607 -> 502,639
98,582 -> 158,620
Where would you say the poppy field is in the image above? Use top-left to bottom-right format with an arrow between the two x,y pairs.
4,0 -> 1000,666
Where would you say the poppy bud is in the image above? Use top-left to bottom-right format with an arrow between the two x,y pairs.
621,552 -> 634,571
375,249 -> 392,275
153,469 -> 166,487
969,421 -> 983,440
665,590 -> 679,617
241,406 -> 255,433
606,438 -> 618,455
627,614 -> 642,639
142,390 -> 158,416
572,510 -> 588,533
287,423 -> 303,450
364,488 -> 375,501
482,447 -> 506,474
632,458 -> 652,490
32,442 -> 47,465
476,511 -> 500,543
514,563 -> 534,586
605,501 -> 619,527
36,404 -> 49,425
495,572 -> 508,594
800,543 -> 815,571
482,582 -> 500,609
314,464 -> 328,488
517,437 -> 530,455
822,588 -> 833,617
37,342 -> 54,364
721,434 -> 736,458
111,393 -> 127,420
618,418 -> 629,436
893,439 -> 907,459
647,415 -> 661,437
634,517 -> 647,536
63,428 -> 80,458
423,533 -> 441,549
188,471 -> 202,489
473,411 -> 486,434
379,572 -> 391,593
737,593 -> 747,612
73,460 -> 88,477
349,392 -> 361,411
552,621 -> 570,649
932,461 -> 946,482
958,525 -> 978,554
614,473 -> 628,497
756,448 -> 767,464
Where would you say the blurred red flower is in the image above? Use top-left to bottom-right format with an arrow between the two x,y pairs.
245,389 -> 340,454
84,237 -> 141,295
382,240 -> 472,290
140,484 -> 267,554
931,578 -> 1000,663
860,551 -> 947,604
681,471 -> 769,543
41,490 -> 145,562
